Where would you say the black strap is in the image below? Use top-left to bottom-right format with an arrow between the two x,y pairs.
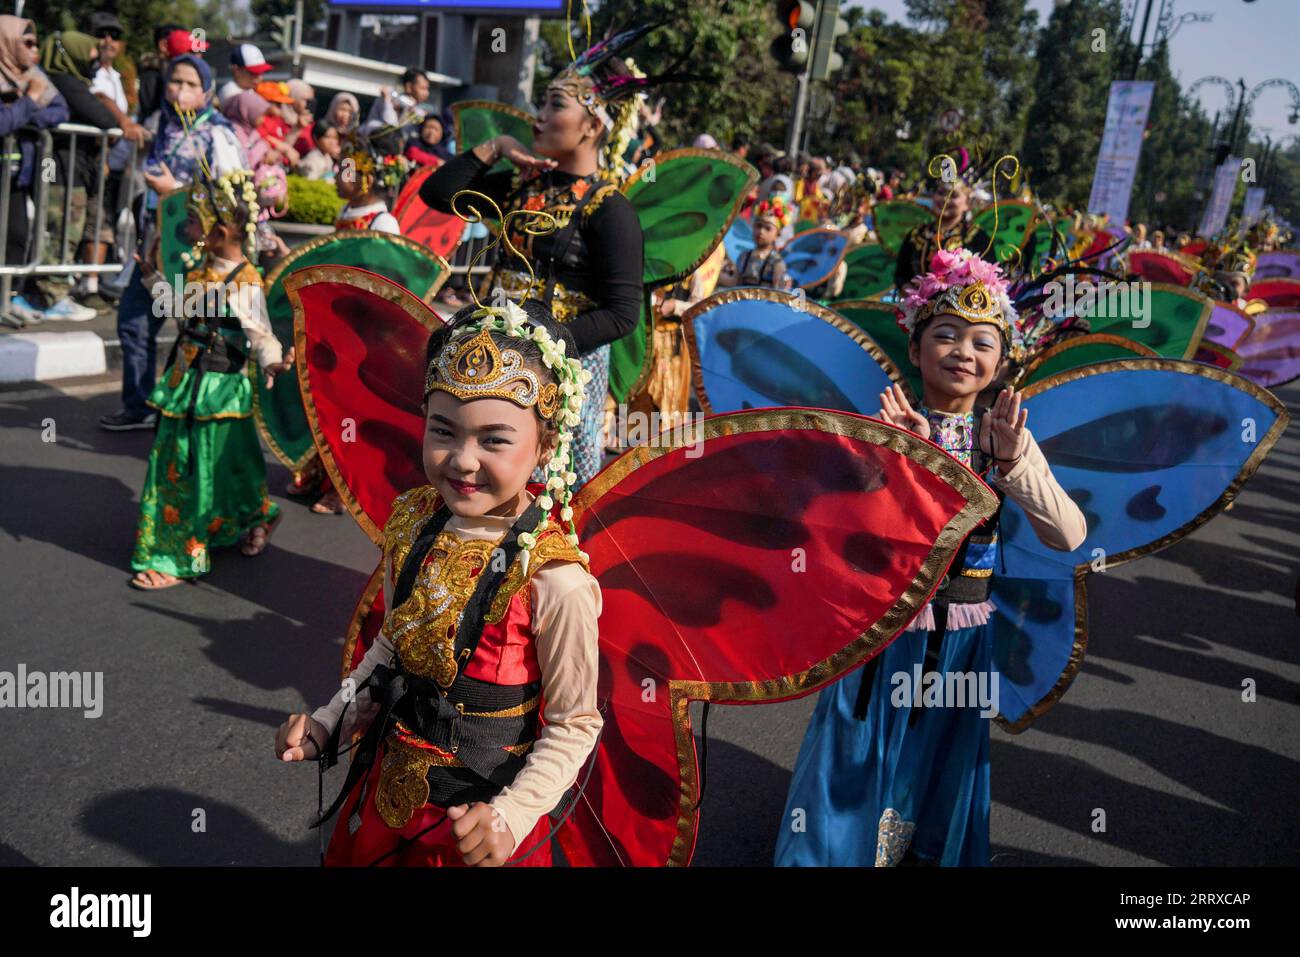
540,177 -> 603,309
312,497 -> 546,828
908,605 -> 951,727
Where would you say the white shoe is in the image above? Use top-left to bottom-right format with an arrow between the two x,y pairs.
7,294 -> 44,324
43,297 -> 98,321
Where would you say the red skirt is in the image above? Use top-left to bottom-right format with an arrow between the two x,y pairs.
324,741 -> 553,867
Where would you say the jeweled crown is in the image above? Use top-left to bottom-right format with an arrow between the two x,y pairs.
425,328 -> 560,419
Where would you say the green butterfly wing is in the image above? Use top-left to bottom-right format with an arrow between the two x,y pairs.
611,149 -> 756,401
835,243 -> 895,301
452,100 -> 535,176
833,299 -> 921,399
872,201 -> 933,255
257,233 -> 449,470
1071,283 -> 1212,360
971,201 -> 1036,262
157,189 -> 192,287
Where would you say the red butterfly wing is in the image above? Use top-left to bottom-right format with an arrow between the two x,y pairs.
557,409 -> 999,865
288,267 -> 444,544
393,166 -> 467,259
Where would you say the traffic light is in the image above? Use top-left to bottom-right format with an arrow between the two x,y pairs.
771,1 -> 816,74
271,14 -> 297,52
810,1 -> 849,82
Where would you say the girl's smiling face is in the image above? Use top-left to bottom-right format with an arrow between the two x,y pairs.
909,317 -> 1004,407
423,390 -> 555,518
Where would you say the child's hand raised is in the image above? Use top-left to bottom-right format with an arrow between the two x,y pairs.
447,802 -> 516,866
878,383 -> 930,440
980,387 -> 1028,468
275,712 -> 328,762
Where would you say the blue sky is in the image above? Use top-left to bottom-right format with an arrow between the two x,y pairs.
849,0 -> 1300,145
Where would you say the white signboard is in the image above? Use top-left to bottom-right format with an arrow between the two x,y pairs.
1241,188 -> 1267,226
1198,158 -> 1240,238
1087,81 -> 1155,225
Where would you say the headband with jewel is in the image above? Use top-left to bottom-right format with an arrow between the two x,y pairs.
180,168 -> 261,268
424,190 -> 590,566
896,247 -> 1025,362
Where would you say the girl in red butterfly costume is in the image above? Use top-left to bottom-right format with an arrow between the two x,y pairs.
275,297 -> 603,866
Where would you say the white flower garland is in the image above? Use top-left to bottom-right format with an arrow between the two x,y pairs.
180,169 -> 262,269
457,300 -> 593,570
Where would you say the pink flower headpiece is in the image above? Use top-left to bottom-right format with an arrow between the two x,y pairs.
895,247 -> 1024,361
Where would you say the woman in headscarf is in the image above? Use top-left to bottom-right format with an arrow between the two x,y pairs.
296,91 -> 357,156
100,53 -> 249,431
1,16 -> 71,323
220,89 -> 272,169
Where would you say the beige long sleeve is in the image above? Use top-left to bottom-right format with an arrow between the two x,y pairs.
489,561 -> 604,848
229,283 -> 284,369
989,428 -> 1088,552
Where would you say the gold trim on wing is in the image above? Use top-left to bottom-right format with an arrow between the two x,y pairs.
779,227 -> 850,289
680,287 -> 915,415
995,357 -> 1291,734
570,407 -> 1001,865
1016,332 -> 1158,386
286,265 -> 448,547
341,561 -> 387,681
256,231 -> 450,472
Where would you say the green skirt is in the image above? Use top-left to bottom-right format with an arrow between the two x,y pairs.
132,368 -> 279,578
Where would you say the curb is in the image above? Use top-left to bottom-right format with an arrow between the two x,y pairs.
0,331 -> 106,383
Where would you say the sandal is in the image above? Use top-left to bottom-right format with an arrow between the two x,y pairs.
241,512 -> 282,557
129,568 -> 185,590
310,489 -> 345,515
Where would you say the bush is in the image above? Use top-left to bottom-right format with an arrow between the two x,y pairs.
284,175 -> 345,225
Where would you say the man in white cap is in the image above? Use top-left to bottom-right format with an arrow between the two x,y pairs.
219,44 -> 273,105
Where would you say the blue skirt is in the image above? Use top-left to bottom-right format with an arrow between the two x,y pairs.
774,622 -> 993,866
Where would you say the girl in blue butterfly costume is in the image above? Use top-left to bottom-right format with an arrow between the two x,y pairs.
776,248 -> 1088,866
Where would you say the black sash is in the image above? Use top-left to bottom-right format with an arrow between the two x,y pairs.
313,498 -> 545,827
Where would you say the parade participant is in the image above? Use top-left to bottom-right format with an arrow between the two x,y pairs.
332,130 -> 404,235
129,170 -> 293,589
1195,233 -> 1257,308
418,23 -> 689,486
275,293 -> 603,868
100,53 -> 247,431
284,132 -> 405,515
894,173 -> 991,290
729,196 -> 793,290
776,247 -> 1087,866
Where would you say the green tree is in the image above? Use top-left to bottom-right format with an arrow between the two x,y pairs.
1020,0 -> 1125,207
31,1 -> 237,60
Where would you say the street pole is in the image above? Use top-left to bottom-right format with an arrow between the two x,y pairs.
1228,78 -> 1248,157
1130,0 -> 1156,80
786,0 -> 826,158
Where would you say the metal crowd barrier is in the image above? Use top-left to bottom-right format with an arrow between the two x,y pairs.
1,124 -> 139,328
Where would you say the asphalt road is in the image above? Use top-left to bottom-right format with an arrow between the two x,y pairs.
1,375 -> 1297,866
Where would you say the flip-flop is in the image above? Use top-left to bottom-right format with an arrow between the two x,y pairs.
129,569 -> 185,590
310,491 -> 345,515
241,512 -> 283,557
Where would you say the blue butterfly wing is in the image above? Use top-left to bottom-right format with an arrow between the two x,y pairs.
781,229 -> 849,289
723,217 -> 754,265
683,289 -> 905,414
991,359 -> 1289,730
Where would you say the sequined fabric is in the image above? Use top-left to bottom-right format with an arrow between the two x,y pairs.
922,407 -> 976,467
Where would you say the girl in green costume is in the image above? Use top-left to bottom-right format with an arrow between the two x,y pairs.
130,170 -> 294,589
